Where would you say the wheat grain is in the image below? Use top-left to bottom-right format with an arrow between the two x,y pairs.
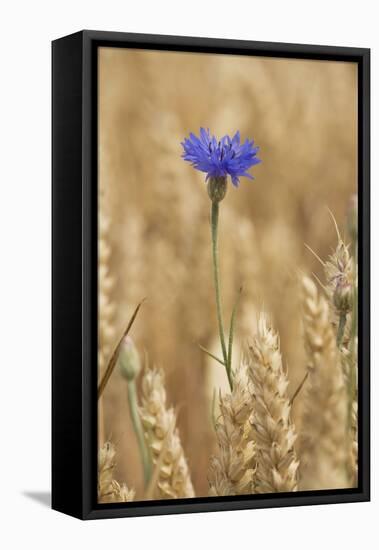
300,276 -> 348,489
98,442 -> 135,503
98,201 -> 116,448
349,398 -> 358,486
209,362 -> 256,496
139,367 -> 195,499
98,206 -> 116,375
110,480 -> 136,503
246,312 -> 299,493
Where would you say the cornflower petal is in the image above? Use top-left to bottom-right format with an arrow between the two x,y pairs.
181,129 -> 261,186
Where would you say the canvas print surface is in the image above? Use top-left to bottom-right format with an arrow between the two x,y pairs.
97,47 -> 358,503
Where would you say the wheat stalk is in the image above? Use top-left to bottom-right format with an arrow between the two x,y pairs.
98,442 -> 135,503
139,367 -> 195,499
323,220 -> 357,487
300,276 -> 348,489
208,362 -> 256,496
247,312 -> 299,493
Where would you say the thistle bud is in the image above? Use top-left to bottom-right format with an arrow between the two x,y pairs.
333,278 -> 353,315
118,336 -> 141,381
207,176 -> 227,203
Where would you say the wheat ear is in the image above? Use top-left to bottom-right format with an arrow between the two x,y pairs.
247,313 -> 299,493
340,346 -> 358,486
98,206 -> 115,447
300,276 -> 348,489
324,236 -> 354,349
139,367 -> 194,499
209,362 -> 256,496
324,226 -> 358,487
324,239 -> 354,309
349,398 -> 358,485
98,442 -> 135,503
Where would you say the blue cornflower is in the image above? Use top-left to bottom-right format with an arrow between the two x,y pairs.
181,128 -> 261,187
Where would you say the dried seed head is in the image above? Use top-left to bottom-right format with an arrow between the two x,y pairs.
247,312 -> 299,493
209,362 -> 256,496
98,442 -> 135,503
98,205 -> 116,448
324,239 -> 354,316
349,399 -> 358,486
333,278 -> 354,315
98,441 -> 116,499
139,367 -> 194,499
300,276 -> 349,490
111,480 -> 136,502
98,208 -> 116,377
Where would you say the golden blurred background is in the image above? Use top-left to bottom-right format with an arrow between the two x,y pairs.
98,47 -> 357,498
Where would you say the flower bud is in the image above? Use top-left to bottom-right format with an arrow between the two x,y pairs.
333,279 -> 353,314
207,176 -> 227,202
118,336 -> 141,381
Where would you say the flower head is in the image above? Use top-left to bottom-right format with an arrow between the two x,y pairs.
181,128 -> 261,187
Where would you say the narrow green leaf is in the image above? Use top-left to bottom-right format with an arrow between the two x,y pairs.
227,287 -> 242,388
98,298 -> 146,399
198,344 -> 225,366
290,371 -> 309,405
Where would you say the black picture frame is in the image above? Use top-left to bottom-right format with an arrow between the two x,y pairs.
52,30 -> 370,520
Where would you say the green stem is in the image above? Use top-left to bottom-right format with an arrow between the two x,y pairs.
127,380 -> 152,487
210,201 -> 232,390
336,313 -> 347,348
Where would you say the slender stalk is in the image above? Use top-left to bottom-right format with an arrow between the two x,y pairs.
336,313 -> 347,348
127,380 -> 152,487
210,201 -> 232,390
